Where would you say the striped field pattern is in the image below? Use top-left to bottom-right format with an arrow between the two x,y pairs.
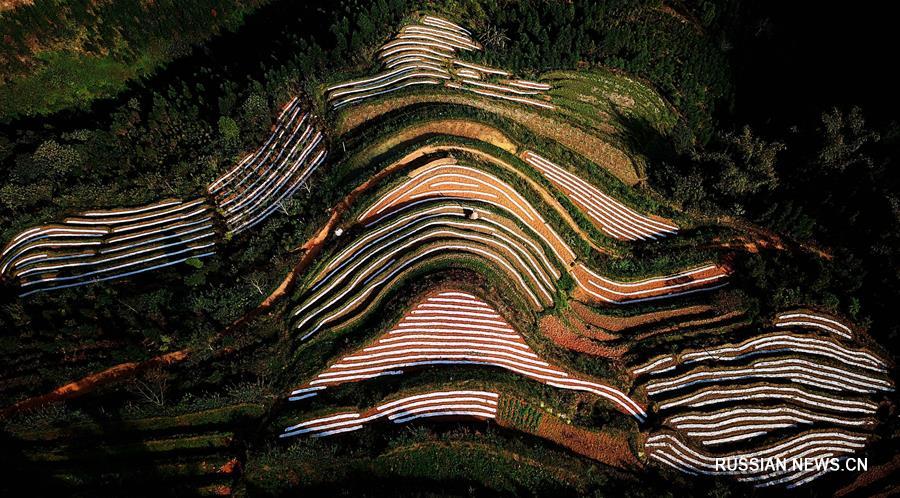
635,313 -> 892,488
572,263 -> 729,305
289,290 -> 647,421
280,390 -> 499,438
208,96 -> 327,235
290,201 -> 562,339
289,158 -> 729,343
774,310 -> 853,339
0,198 -> 217,296
645,430 -> 869,488
353,157 -> 726,306
523,151 -> 677,241
326,16 -> 554,110
357,157 -> 577,268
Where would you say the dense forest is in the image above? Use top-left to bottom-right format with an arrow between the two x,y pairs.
0,0 -> 896,496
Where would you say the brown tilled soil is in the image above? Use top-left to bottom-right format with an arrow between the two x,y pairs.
438,144 -> 608,256
835,453 -> 900,497
570,302 -> 713,333
571,263 -> 728,305
533,416 -> 640,469
632,310 -> 745,341
566,310 -> 620,342
352,119 -> 517,168
0,0 -> 32,12
336,92 -> 641,185
352,138 -> 609,256
539,315 -> 626,358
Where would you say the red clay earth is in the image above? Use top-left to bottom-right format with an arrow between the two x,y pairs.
531,415 -> 640,469
570,302 -> 714,333
539,315 -> 626,359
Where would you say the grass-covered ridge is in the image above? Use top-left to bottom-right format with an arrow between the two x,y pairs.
0,0 -> 273,121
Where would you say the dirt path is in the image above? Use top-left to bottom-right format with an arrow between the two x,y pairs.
335,92 -> 641,185
835,453 -> 900,497
709,215 -> 833,260
0,351 -> 187,418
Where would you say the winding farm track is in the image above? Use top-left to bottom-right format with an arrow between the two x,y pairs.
0,123 -> 397,419
289,289 -> 647,420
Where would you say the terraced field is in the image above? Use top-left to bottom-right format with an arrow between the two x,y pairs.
0,97 -> 327,295
2,10 -> 895,498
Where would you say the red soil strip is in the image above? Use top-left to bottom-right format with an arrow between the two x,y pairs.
218,458 -> 240,475
572,263 -> 729,305
532,415 -> 640,469
567,311 -> 619,342
632,310 -> 745,341
571,302 -> 714,333
713,215 -> 833,260
539,315 -> 626,358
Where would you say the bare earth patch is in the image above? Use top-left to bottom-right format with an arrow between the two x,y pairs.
533,415 -> 640,469
540,315 -> 626,358
571,302 -> 713,333
336,92 -> 641,185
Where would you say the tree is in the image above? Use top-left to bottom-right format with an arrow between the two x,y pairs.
32,139 -> 81,178
816,106 -> 880,173
705,126 -> 782,197
218,115 -> 240,148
